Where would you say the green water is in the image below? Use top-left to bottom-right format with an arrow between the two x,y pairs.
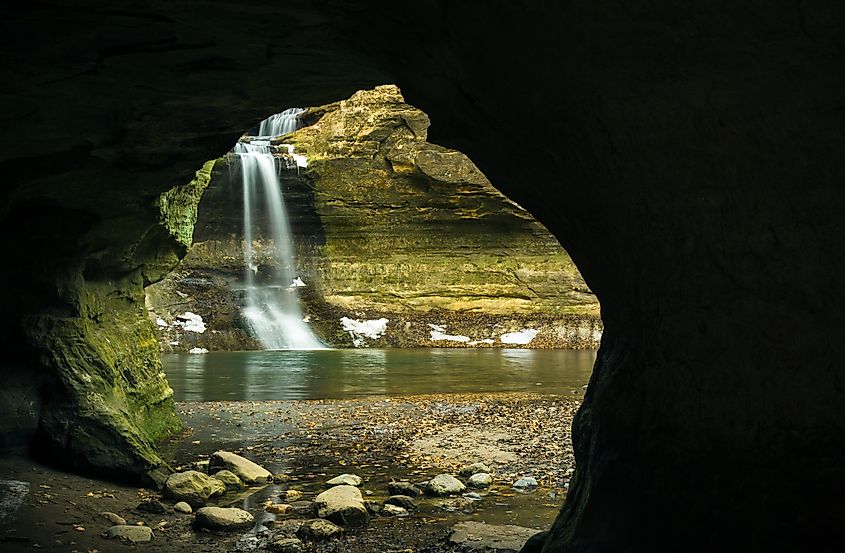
162,348 -> 596,401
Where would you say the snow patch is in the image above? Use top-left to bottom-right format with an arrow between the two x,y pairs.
281,144 -> 308,168
290,277 -> 306,288
176,312 -> 206,333
341,317 -> 389,347
428,324 -> 471,343
188,347 -> 209,354
468,338 -> 495,346
500,328 -> 538,345
155,317 -> 169,328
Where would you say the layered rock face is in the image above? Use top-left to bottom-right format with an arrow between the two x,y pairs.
148,86 -> 599,350
1,2 -> 843,551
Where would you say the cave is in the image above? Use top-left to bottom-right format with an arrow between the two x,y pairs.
1,2 -> 843,552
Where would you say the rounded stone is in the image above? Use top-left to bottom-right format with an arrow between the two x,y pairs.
513,476 -> 539,490
297,518 -> 344,541
194,506 -> 255,532
163,470 -> 226,507
104,525 -> 154,543
459,463 -> 492,477
425,474 -> 466,496
173,501 -> 192,514
99,511 -> 126,525
382,504 -> 409,517
212,469 -> 246,491
326,473 -> 363,487
314,485 -> 368,527
385,495 -> 417,510
468,472 -> 493,488
388,481 -> 422,497
209,450 -> 271,484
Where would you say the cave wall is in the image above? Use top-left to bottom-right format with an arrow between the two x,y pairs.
1,1 -> 843,550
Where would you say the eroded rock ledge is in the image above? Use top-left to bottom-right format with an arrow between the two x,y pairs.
147,86 -> 600,350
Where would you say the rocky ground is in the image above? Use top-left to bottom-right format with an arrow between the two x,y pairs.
0,392 -> 580,552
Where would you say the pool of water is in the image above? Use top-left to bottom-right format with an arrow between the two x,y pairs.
162,348 -> 597,401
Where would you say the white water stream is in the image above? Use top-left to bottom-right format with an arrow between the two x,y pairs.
232,108 -> 323,350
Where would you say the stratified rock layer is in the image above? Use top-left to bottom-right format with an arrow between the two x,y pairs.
148,86 -> 599,350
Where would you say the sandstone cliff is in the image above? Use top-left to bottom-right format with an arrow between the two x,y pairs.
147,86 -> 600,349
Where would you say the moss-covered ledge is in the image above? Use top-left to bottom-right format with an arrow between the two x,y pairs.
7,163 -> 214,484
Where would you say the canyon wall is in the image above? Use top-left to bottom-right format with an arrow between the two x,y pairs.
147,86 -> 600,350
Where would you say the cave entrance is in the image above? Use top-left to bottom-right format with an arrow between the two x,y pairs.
148,84 -> 600,537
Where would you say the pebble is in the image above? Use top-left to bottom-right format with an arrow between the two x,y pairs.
104,525 -> 154,543
462,492 -> 483,501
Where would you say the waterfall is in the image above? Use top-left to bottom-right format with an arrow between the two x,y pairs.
232,108 -> 324,350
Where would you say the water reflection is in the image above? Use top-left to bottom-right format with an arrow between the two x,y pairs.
163,348 -> 596,402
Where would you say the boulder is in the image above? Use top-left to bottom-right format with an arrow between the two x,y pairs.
104,525 -> 154,543
173,501 -> 192,514
297,518 -> 344,541
209,450 -> 271,484
288,500 -> 316,516
314,485 -> 369,526
194,506 -> 255,532
212,469 -> 246,491
163,470 -> 226,507
326,473 -> 363,487
425,474 -> 466,496
468,472 -> 493,488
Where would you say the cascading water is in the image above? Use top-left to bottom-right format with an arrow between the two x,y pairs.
232,108 -> 324,350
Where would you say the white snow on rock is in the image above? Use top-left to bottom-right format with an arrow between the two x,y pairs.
282,144 -> 308,168
176,312 -> 206,333
155,317 -> 169,328
189,347 -> 209,354
290,277 -> 307,288
428,324 -> 471,343
500,329 -> 538,345
468,338 -> 495,346
341,317 -> 389,347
